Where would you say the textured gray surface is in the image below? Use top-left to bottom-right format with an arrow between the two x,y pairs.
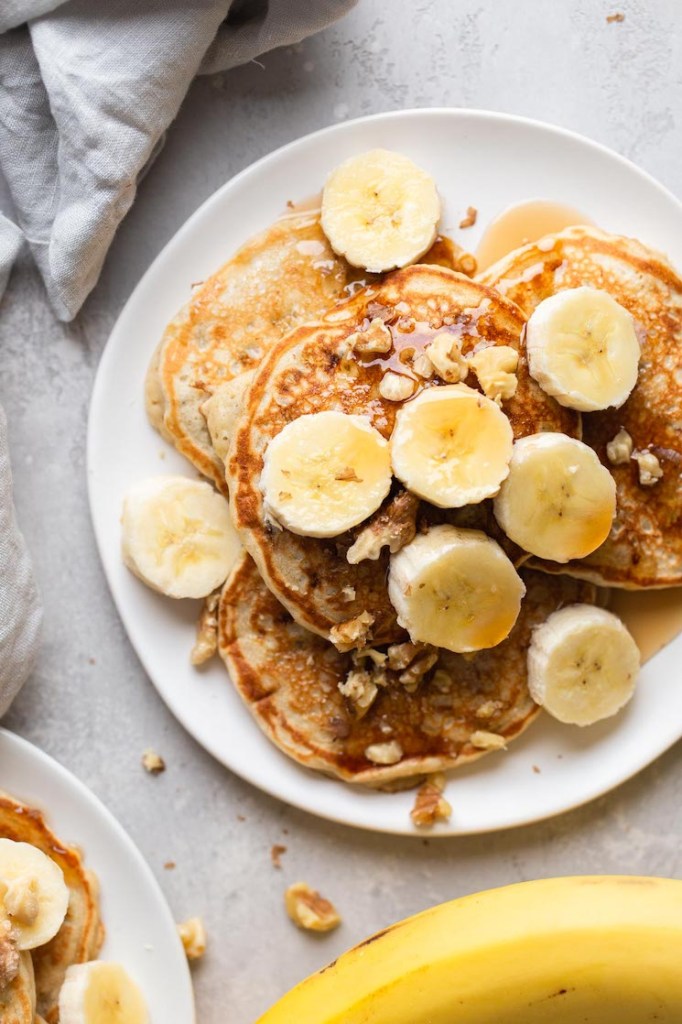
2,1 -> 681,1021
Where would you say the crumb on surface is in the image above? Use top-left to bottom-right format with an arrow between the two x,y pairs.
178,917 -> 207,961
141,749 -> 166,775
411,773 -> 452,828
606,11 -> 625,22
271,844 -> 287,869
459,206 -> 478,229
237,814 -> 246,822
191,591 -> 220,666
164,861 -> 176,870
284,882 -> 341,933
532,765 -> 541,774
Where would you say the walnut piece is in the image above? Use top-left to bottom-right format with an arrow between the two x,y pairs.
386,641 -> 428,671
411,352 -> 435,379
271,844 -> 287,869
457,252 -> 478,277
470,730 -> 507,751
364,740 -> 403,765
178,917 -> 207,960
459,206 -> 478,229
379,371 -> 416,402
425,333 -> 469,383
341,585 -> 356,603
606,11 -> 625,22
348,318 -> 393,354
330,611 -> 375,652
398,650 -> 439,692
190,591 -> 220,666
411,773 -> 452,828
0,929 -> 19,990
632,448 -> 663,486
475,699 -> 503,720
338,667 -> 380,716
347,490 -> 419,564
467,345 -> 518,404
141,749 -> 166,775
285,883 -> 341,933
606,428 -> 633,465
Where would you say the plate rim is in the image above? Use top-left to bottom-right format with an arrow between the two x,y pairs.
0,726 -> 196,1019
87,106 -> 682,837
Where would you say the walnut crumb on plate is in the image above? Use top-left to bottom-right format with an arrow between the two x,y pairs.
178,917 -> 207,960
459,205 -> 478,229
271,844 -> 287,869
141,749 -> 166,775
285,882 -> 341,932
411,773 -> 452,828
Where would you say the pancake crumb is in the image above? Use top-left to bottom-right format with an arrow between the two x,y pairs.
141,749 -> 166,775
271,844 -> 287,869
411,773 -> 452,828
190,592 -> 220,666
459,206 -> 478,229
164,861 -> 176,870
285,883 -> 341,933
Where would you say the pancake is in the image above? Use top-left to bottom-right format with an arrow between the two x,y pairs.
0,794 -> 104,1023
146,210 -> 469,493
219,554 -> 597,785
227,264 -> 577,644
0,952 -> 34,1024
479,226 -> 682,588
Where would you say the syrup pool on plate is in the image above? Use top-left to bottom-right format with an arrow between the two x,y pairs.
609,588 -> 682,664
475,199 -> 594,271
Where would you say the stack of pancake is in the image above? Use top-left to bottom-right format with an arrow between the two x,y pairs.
0,794 -> 103,1024
145,204 -> 681,789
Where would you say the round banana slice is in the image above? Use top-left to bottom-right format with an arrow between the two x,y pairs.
390,383 -> 513,507
321,149 -> 441,273
0,838 -> 69,950
59,962 -> 149,1024
261,411 -> 392,538
121,476 -> 241,599
528,605 -> 640,725
526,286 -> 640,411
388,524 -> 525,653
493,433 -> 616,562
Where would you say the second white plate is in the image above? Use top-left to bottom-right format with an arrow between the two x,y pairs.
88,108 -> 682,835
0,729 -> 195,1021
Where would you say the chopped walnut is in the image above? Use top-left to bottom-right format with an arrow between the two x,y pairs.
412,352 -> 435,379
0,931 -> 19,989
271,844 -> 287,869
431,668 -> 453,692
398,649 -> 438,692
365,740 -> 403,765
330,611 -> 375,652
606,11 -> 625,22
632,448 -> 663,486
606,428 -> 633,465
470,730 -> 507,751
425,333 -> 469,383
410,773 -> 452,828
468,345 -> 518,404
338,667 -> 379,716
386,641 -> 428,671
394,301 -> 411,315
334,466 -> 362,482
475,699 -> 503,720
178,917 -> 207,961
348,318 -> 393,354
141,749 -> 166,775
190,591 -> 220,666
379,371 -> 416,402
4,877 -> 39,926
459,206 -> 478,229
285,883 -> 341,932
355,647 -> 387,666
341,585 -> 356,603
347,490 -> 419,564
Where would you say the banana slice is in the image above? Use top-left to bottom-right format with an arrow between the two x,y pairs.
121,475 -> 241,599
59,962 -> 149,1024
0,838 -> 69,950
388,524 -> 525,653
260,411 -> 392,538
390,384 -> 513,508
528,604 -> 640,725
321,149 -> 441,273
526,286 -> 640,411
493,433 -> 616,562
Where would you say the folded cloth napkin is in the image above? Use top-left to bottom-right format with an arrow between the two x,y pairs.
0,0 -> 356,319
0,0 -> 355,717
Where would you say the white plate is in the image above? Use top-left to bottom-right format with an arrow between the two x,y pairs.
0,728 -> 195,1021
88,108 -> 682,836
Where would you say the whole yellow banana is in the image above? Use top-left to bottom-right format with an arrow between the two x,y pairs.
258,876 -> 682,1023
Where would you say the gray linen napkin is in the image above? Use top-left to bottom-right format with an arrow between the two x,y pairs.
0,0 -> 356,716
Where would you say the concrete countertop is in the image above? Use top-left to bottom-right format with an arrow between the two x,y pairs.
2,1 -> 681,1021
